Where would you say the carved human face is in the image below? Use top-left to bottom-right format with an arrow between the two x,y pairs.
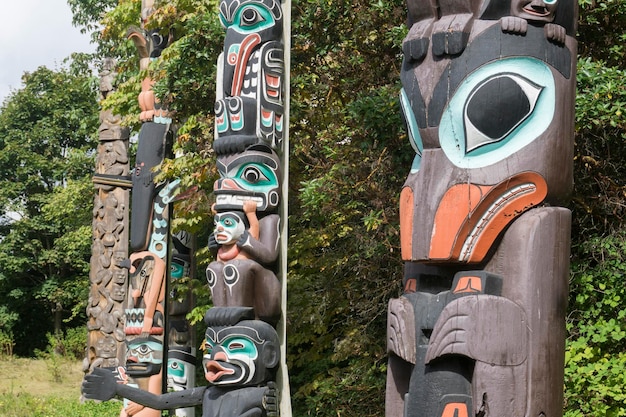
511,0 -> 557,23
95,336 -> 117,358
125,336 -> 163,377
213,212 -> 246,245
202,321 -> 278,387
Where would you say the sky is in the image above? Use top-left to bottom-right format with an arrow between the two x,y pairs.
0,0 -> 95,104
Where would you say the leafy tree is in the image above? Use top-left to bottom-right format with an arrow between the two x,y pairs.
0,61 -> 99,355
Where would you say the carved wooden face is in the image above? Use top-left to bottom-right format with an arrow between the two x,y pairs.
399,23 -> 575,263
167,349 -> 195,389
214,146 -> 281,212
125,336 -> 163,377
219,0 -> 283,96
202,320 -> 278,386
213,212 -> 247,245
511,0 -> 558,23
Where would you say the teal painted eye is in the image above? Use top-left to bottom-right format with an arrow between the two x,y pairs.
168,360 -> 185,377
234,5 -> 274,33
171,263 -> 184,279
222,336 -> 257,358
543,0 -> 557,4
237,164 -> 275,186
439,57 -> 555,169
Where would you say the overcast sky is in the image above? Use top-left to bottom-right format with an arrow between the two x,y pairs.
0,0 -> 95,104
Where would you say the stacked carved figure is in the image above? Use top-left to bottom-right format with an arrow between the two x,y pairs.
386,0 -> 577,416
83,0 -> 286,416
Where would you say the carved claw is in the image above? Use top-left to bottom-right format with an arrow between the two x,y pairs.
425,295 -> 528,366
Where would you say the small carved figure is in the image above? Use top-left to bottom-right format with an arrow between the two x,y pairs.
501,0 -> 565,43
207,202 -> 281,324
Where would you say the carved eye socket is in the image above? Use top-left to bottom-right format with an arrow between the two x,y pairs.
241,166 -> 268,183
170,361 -> 181,370
136,344 -> 153,355
240,7 -> 265,27
228,342 -> 245,350
223,218 -> 235,227
463,73 -> 543,152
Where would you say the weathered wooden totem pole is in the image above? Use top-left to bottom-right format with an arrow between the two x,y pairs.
84,57 -> 131,376
385,0 -> 577,416
84,0 -> 292,415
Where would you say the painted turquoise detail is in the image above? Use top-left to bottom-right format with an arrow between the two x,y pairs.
400,88 -> 423,173
439,57 -> 555,169
221,4 -> 275,34
234,162 -> 278,192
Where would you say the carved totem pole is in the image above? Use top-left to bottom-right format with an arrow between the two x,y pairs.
84,0 -> 292,415
385,0 -> 576,416
85,57 -> 131,377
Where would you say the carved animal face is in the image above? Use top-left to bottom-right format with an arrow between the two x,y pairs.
125,336 -> 163,377
214,145 -> 281,212
219,0 -> 283,96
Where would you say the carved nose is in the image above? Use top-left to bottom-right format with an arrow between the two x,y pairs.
215,178 -> 242,191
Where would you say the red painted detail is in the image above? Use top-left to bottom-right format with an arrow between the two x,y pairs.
441,402 -> 469,417
429,172 -> 548,263
231,34 -> 261,96
400,187 -> 414,261
452,276 -> 482,293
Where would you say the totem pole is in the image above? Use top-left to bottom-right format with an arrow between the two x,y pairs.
118,1 -> 192,416
207,0 -> 291,410
84,0 -> 292,414
84,58 -> 131,377
385,0 -> 577,416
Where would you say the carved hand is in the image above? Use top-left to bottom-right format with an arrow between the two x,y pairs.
243,200 -> 258,214
82,367 -> 119,401
500,16 -> 528,34
208,233 -> 219,257
263,381 -> 280,417
544,23 -> 566,44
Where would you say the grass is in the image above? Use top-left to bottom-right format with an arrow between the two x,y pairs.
0,356 -> 121,417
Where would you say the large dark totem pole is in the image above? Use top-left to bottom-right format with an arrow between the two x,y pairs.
385,0 -> 577,416
84,0 -> 292,415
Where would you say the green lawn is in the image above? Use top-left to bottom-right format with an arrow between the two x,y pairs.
0,357 -> 120,417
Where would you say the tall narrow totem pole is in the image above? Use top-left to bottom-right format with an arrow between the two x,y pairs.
83,0 -> 291,415
85,58 -> 131,377
386,0 -> 577,416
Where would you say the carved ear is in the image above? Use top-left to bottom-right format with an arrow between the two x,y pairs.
263,341 -> 279,369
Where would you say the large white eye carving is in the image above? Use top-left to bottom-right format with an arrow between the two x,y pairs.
464,73 -> 543,152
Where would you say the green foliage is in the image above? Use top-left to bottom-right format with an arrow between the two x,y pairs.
0,64 -> 99,355
42,328 -> 89,360
287,0 -> 409,414
565,233 -> 626,416
0,393 -> 120,417
573,57 -> 626,236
